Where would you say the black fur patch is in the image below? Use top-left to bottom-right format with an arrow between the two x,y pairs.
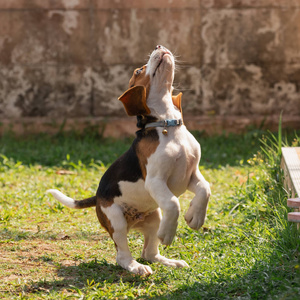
96,128 -> 159,203
136,115 -> 158,128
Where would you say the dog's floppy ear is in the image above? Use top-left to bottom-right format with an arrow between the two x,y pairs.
172,92 -> 182,112
118,86 -> 151,116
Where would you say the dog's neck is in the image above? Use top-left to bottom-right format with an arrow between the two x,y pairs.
146,87 -> 181,121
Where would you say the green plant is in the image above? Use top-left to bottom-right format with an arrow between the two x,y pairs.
0,129 -> 299,299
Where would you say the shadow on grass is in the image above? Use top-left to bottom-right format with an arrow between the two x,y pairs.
0,228 -> 102,242
164,255 -> 299,299
162,222 -> 300,300
22,245 -> 299,299
17,217 -> 300,298
0,130 -> 267,169
1,129 -> 299,170
18,220 -> 300,300
0,132 -> 133,168
24,258 -> 153,295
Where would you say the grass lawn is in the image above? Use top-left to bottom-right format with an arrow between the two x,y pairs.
0,128 -> 299,299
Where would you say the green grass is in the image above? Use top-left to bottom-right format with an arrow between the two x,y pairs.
0,129 -> 299,299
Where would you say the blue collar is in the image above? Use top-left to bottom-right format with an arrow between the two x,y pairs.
145,118 -> 182,129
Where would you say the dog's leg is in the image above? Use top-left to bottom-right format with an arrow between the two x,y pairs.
137,209 -> 189,268
145,178 -> 180,245
185,168 -> 211,230
99,203 -> 153,275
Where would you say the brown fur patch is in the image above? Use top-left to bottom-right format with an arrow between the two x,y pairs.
120,203 -> 148,227
96,203 -> 114,238
136,130 -> 159,179
129,65 -> 150,98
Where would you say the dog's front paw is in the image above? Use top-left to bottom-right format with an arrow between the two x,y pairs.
184,206 -> 205,230
157,221 -> 177,245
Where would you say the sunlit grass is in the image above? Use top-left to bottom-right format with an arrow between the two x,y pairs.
0,129 -> 299,299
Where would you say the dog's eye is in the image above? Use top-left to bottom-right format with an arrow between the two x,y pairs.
135,68 -> 143,76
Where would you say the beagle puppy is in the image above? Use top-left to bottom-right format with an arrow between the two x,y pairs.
47,45 -> 211,275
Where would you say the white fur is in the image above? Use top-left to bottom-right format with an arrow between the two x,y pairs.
46,189 -> 76,208
115,179 -> 158,212
143,46 -> 211,245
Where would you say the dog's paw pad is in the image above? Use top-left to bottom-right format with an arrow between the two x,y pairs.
128,261 -> 153,276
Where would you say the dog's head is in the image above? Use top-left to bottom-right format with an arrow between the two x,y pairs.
118,45 -> 182,117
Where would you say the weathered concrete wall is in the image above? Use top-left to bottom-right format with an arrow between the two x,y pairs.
0,0 -> 299,135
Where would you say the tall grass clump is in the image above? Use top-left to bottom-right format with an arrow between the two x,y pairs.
259,117 -> 300,245
227,121 -> 300,298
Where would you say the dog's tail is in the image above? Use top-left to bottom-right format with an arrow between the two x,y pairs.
46,189 -> 96,209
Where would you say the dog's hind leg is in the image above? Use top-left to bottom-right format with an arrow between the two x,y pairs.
136,209 -> 189,268
97,203 -> 153,275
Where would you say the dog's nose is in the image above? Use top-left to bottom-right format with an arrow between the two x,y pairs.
155,45 -> 162,50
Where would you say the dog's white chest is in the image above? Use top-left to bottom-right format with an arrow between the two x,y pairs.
115,179 -> 158,214
147,127 -> 200,196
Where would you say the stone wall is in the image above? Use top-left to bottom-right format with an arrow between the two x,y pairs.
0,0 -> 299,135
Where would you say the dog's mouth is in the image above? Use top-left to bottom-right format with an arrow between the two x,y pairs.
153,52 -> 171,77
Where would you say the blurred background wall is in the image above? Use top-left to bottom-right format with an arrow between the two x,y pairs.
0,0 -> 299,135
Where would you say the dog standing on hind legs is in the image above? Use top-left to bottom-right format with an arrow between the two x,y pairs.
47,45 -> 211,275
